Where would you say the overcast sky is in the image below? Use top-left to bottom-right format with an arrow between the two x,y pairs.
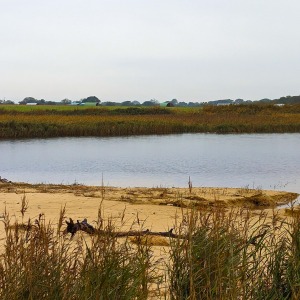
1,0 -> 300,103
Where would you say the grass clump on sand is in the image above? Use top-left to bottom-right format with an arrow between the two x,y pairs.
3,203 -> 300,299
0,208 -> 156,300
168,208 -> 300,300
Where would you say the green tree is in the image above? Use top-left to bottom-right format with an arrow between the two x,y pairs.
81,96 -> 100,103
19,97 -> 37,104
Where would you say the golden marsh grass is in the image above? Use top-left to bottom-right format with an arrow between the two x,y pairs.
0,104 -> 300,138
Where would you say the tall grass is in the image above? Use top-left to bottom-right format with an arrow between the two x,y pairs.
168,208 -> 300,299
2,204 -> 300,298
0,104 -> 300,138
0,207 -> 155,300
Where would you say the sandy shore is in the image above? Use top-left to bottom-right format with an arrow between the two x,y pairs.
0,182 -> 297,233
0,182 -> 298,298
0,182 -> 298,297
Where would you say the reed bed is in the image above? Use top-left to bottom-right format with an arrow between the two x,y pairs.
0,104 -> 299,138
1,203 -> 300,299
0,207 -> 156,300
168,208 -> 300,300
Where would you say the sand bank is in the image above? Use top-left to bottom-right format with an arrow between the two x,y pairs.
0,182 -> 297,233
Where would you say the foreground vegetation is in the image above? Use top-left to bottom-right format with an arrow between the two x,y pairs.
1,202 -> 300,299
0,104 -> 300,138
169,209 -> 300,300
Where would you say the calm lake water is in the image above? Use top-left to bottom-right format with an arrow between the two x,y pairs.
1,134 -> 300,194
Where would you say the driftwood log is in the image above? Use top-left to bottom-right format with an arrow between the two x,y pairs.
64,218 -> 182,239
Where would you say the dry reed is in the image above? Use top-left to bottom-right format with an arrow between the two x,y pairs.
1,200 -> 300,299
0,104 -> 299,138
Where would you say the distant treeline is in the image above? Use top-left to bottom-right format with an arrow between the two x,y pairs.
1,95 -> 300,107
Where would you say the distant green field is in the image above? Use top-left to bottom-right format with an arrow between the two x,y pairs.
0,104 -> 299,138
0,104 -> 115,112
0,104 -> 195,113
